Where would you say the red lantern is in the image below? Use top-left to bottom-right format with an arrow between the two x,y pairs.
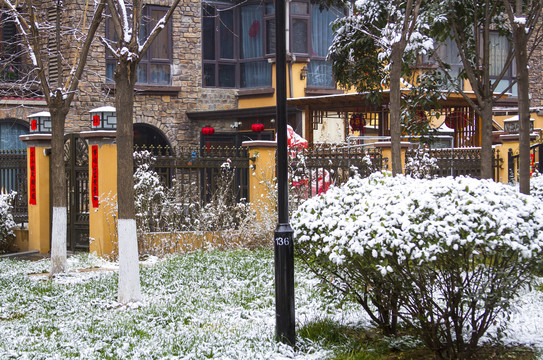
251,123 -> 264,132
445,111 -> 468,130
201,126 -> 215,152
201,126 -> 215,136
350,113 -> 365,134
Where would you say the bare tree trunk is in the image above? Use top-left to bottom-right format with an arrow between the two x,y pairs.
49,103 -> 69,275
480,99 -> 493,179
114,59 -> 142,303
389,45 -> 404,176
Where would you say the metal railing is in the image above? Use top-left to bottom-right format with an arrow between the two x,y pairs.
508,143 -> 543,183
0,149 -> 28,225
134,145 -> 250,205
405,148 -> 503,181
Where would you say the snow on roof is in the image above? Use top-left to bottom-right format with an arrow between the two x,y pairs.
89,106 -> 116,113
27,111 -> 50,118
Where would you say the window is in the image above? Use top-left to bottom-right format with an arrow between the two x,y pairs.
0,120 -> 27,150
202,1 -> 274,88
106,6 -> 172,85
421,33 -> 517,96
421,37 -> 463,90
0,15 -> 21,82
489,32 -> 516,96
290,2 -> 342,88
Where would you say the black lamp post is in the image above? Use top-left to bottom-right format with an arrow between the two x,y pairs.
274,0 -> 295,346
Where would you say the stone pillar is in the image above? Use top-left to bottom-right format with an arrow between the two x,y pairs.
373,141 -> 412,174
81,131 -> 118,258
243,140 -> 277,221
19,134 -> 51,253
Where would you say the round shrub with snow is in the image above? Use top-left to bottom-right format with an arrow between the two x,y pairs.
531,172 -> 543,201
292,173 -> 543,358
0,192 -> 16,253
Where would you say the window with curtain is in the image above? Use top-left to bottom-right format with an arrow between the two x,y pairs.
202,1 -> 273,88
105,6 -> 172,85
307,5 -> 341,88
289,2 -> 342,88
489,32 -> 516,96
421,37 -> 463,90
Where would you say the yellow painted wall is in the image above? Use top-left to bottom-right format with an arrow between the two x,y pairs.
12,228 -> 29,252
88,143 -> 118,258
493,111 -> 543,132
245,142 -> 276,221
27,146 -> 50,253
238,63 -> 311,109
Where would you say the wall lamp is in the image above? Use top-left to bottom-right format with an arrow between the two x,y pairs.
300,65 -> 308,80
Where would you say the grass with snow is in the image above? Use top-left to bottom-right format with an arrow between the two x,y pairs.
0,250 -> 542,359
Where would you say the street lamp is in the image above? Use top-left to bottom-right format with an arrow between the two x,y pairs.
274,0 -> 295,346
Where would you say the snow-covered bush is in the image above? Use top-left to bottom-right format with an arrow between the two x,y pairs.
404,147 -> 438,179
134,151 -> 166,234
0,192 -> 16,253
531,172 -> 543,201
292,173 -> 543,358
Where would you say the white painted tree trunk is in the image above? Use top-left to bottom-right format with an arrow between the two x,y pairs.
50,206 -> 67,275
117,218 -> 142,303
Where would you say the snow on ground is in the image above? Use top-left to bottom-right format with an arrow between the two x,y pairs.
0,251 -> 542,359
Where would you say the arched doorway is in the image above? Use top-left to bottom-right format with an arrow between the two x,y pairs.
0,118 -> 28,150
133,123 -> 171,151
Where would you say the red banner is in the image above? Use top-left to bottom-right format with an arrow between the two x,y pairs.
29,147 -> 36,205
92,115 -> 100,127
91,145 -> 99,208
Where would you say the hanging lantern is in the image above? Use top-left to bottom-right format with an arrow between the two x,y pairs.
27,111 -> 52,134
201,126 -> 215,136
89,106 -> 116,130
251,123 -> 264,132
201,126 -> 215,152
349,112 -> 365,134
445,111 -> 468,130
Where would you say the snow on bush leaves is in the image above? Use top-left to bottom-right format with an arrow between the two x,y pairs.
0,192 -> 16,252
293,172 -> 543,267
292,172 -> 543,358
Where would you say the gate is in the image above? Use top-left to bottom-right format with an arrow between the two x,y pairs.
64,134 -> 89,251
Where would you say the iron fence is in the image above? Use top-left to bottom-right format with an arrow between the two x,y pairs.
0,149 -> 28,225
290,145 -> 383,198
134,145 -> 250,205
405,148 -> 503,181
508,143 -> 543,183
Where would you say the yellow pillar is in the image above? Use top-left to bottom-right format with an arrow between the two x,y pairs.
374,141 -> 412,173
243,140 -> 277,220
19,134 -> 51,253
81,131 -> 118,257
497,133 -> 539,184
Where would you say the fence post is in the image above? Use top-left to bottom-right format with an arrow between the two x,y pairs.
507,148 -> 514,183
19,134 -> 52,253
539,144 -> 543,174
242,140 -> 277,222
373,141 -> 412,173
81,130 -> 118,258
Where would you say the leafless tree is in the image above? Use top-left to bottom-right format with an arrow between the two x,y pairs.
0,0 -> 106,275
102,0 -> 180,303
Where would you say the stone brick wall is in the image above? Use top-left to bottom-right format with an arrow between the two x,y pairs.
529,37 -> 543,108
67,0 -> 238,150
